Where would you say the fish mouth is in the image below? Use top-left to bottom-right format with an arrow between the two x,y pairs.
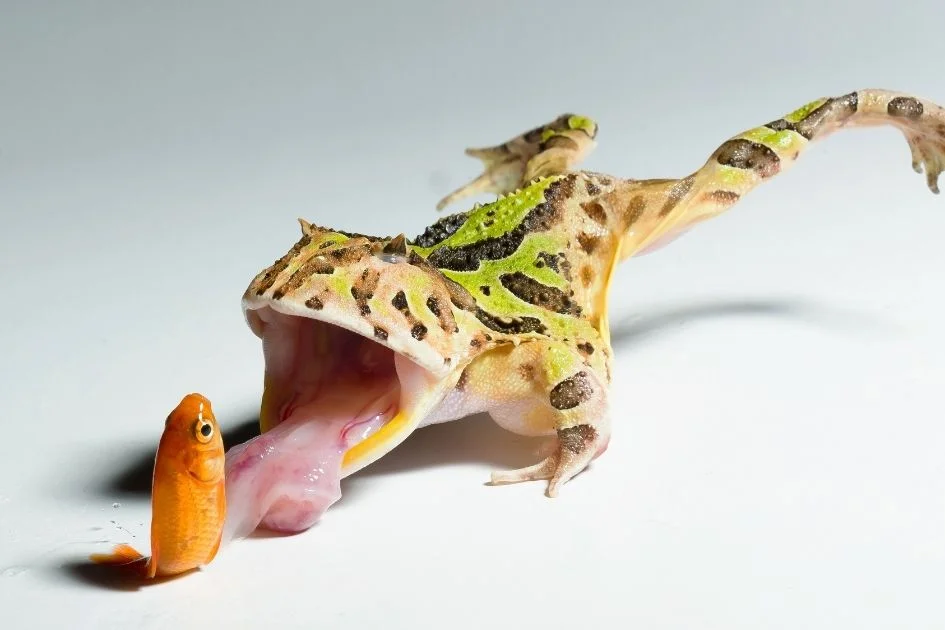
222,302 -> 439,542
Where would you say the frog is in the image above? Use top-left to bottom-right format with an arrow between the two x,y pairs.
221,88 -> 944,541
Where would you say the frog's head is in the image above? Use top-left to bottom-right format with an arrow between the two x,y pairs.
222,219 -> 485,541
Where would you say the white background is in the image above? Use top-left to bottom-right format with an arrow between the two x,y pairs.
2,2 -> 944,628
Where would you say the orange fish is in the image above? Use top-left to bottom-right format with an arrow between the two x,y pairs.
91,393 -> 226,579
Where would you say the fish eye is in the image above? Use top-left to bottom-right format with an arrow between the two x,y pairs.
194,419 -> 214,443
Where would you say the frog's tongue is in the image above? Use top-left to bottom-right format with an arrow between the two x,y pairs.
221,307 -> 428,543
221,378 -> 398,542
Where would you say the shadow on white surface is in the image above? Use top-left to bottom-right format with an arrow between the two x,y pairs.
608,296 -> 894,348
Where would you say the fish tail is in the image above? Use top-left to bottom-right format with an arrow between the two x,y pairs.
89,543 -> 147,566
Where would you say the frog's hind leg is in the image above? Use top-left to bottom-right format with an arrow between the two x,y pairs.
465,339 -> 611,497
436,113 -> 599,211
607,89 -> 945,261
490,414 -> 610,498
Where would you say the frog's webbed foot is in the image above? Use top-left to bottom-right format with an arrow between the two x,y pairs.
435,113 -> 599,211
905,128 -> 945,193
490,421 -> 609,497
434,150 -> 526,212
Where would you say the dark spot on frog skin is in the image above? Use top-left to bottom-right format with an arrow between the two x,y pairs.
659,175 -> 696,217
455,369 -> 469,391
888,96 -> 924,119
549,371 -> 594,410
392,291 -> 409,312
499,271 -> 582,316
351,269 -> 380,316
623,195 -> 646,227
305,296 -> 324,310
576,341 -> 594,355
534,252 -> 560,273
715,139 -> 780,177
557,424 -> 598,453
411,323 -> 428,340
373,326 -> 389,340
480,285 -> 491,296
474,308 -> 548,336
704,190 -> 740,205
766,91 -> 859,140
585,180 -> 602,196
425,294 -> 457,332
576,233 -> 600,254
581,200 -> 608,225
327,242 -> 370,265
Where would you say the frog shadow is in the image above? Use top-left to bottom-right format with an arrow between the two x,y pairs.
97,296 -> 888,502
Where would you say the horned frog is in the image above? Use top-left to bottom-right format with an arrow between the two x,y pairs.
224,89 -> 944,538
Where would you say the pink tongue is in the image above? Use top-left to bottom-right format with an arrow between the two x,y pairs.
222,381 -> 398,543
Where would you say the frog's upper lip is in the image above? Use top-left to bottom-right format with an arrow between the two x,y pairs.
241,291 -> 453,379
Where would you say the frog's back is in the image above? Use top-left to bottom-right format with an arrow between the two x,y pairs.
243,169 -> 623,382
410,172 -> 622,345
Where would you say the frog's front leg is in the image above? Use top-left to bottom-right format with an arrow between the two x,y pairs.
436,113 -> 599,211
463,339 -> 611,497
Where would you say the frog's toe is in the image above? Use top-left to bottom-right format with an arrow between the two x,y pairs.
906,131 -> 945,194
489,423 -> 608,498
435,159 -> 525,211
490,456 -> 557,487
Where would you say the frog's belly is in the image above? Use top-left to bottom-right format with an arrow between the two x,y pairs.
421,384 -> 556,437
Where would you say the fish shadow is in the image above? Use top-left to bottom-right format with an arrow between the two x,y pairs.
95,296 -> 887,502
57,560 -> 196,592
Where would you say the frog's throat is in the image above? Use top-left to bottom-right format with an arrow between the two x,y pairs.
247,302 -> 445,479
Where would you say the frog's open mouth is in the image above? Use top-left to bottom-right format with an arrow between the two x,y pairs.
222,304 -> 437,542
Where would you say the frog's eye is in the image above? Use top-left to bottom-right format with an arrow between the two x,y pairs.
194,419 -> 214,443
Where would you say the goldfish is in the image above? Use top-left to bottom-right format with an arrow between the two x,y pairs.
91,392 -> 226,579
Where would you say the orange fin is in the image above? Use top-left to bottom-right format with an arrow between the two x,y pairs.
89,543 -> 147,567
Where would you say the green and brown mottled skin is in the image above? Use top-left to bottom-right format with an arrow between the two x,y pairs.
243,89 -> 945,497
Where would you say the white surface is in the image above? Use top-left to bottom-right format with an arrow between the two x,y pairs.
2,2 -> 944,628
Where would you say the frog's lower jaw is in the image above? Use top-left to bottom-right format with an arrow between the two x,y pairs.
221,305 -> 438,542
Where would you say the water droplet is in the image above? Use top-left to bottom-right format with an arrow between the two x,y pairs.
377,252 -> 406,264
112,502 -> 121,508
